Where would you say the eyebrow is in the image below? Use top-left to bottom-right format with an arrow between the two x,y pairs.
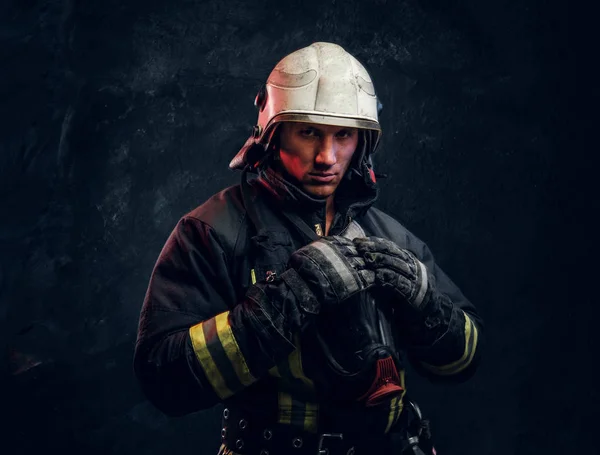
298,125 -> 355,134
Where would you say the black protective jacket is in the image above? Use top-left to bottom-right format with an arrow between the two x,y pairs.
134,163 -> 483,451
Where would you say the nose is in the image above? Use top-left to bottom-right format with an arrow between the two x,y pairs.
315,135 -> 336,167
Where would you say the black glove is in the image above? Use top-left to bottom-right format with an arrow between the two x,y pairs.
238,236 -> 375,367
247,235 -> 374,318
353,237 -> 432,311
352,237 -> 456,347
286,235 -> 375,311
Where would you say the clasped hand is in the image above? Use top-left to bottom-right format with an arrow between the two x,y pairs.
289,235 -> 433,312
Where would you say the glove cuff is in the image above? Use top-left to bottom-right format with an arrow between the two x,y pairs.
412,258 -> 430,310
279,268 -> 321,315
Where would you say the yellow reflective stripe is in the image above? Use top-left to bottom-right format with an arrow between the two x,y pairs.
289,335 -> 318,431
421,313 -> 479,375
289,334 -> 314,388
189,312 -> 256,399
277,391 -> 315,430
304,402 -> 318,433
385,396 -> 399,433
278,392 -> 293,425
275,336 -> 318,430
215,312 -> 256,387
189,321 -> 232,399
393,400 -> 405,429
250,268 -> 257,285
269,365 -> 282,377
439,313 -> 473,369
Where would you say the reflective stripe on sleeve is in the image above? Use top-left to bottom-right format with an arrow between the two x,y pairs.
189,311 -> 256,400
420,312 -> 479,375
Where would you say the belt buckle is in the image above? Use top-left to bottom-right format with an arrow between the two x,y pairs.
316,433 -> 343,455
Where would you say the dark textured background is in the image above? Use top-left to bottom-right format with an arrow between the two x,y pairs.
1,0 -> 596,454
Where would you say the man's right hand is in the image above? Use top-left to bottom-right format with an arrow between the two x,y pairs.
244,235 -> 374,326
236,236 -> 374,374
282,235 -> 375,314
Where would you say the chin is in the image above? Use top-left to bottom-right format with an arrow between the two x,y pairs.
303,184 -> 337,199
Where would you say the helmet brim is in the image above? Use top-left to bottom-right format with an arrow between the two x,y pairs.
267,112 -> 381,133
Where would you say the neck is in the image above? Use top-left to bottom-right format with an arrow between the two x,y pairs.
325,195 -> 335,235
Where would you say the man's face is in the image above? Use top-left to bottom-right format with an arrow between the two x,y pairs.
277,122 -> 359,199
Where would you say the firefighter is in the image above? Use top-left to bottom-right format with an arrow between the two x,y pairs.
134,42 -> 482,455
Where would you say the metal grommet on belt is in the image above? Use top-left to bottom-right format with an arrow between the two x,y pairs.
235,439 -> 244,450
263,429 -> 273,440
221,428 -> 227,439
346,447 -> 355,455
239,419 -> 248,430
292,437 -> 303,449
223,408 -> 229,420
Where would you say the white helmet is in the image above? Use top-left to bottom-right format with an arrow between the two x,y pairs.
230,42 -> 382,170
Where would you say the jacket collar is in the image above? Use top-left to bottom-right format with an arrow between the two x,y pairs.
252,160 -> 379,234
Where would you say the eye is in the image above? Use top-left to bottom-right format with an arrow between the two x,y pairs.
336,129 -> 355,139
299,127 -> 318,137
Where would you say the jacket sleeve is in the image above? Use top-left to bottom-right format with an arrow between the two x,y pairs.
398,232 -> 484,384
133,216 -> 291,417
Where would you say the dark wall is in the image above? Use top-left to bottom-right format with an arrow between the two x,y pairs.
1,0 -> 595,454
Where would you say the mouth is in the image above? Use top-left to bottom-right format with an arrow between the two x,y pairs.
308,172 -> 337,183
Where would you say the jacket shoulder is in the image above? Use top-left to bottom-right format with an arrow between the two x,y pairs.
185,184 -> 245,225
362,206 -> 410,239
361,207 -> 428,255
181,184 -> 248,256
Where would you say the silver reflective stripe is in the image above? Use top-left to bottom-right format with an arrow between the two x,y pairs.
311,241 -> 360,294
341,220 -> 366,240
413,260 -> 429,309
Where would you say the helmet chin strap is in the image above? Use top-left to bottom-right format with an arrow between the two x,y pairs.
345,129 -> 379,182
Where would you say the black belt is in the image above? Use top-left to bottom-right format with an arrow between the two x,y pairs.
220,406 -> 398,455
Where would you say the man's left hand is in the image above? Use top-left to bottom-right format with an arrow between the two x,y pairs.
353,236 -> 432,311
